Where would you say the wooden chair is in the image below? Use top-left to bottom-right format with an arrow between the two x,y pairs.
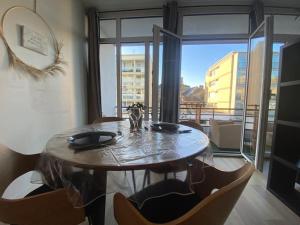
93,117 -> 123,124
179,120 -> 203,131
0,144 -> 85,225
114,159 -> 254,225
142,120 -> 203,187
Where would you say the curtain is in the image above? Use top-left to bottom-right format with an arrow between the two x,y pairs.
160,1 -> 180,123
87,8 -> 102,124
249,0 -> 264,33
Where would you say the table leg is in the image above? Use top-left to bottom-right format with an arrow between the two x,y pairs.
86,171 -> 107,225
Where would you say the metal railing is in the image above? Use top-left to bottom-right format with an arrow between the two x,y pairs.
179,103 -> 244,125
121,104 -> 260,124
118,103 -> 276,154
120,103 -> 275,130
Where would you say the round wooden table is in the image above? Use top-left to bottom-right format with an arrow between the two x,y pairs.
43,121 -> 209,225
45,121 -> 209,170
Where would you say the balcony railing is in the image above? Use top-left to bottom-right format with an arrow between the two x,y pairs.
121,104 -> 247,123
117,104 -> 275,153
120,103 -> 275,128
179,103 -> 244,125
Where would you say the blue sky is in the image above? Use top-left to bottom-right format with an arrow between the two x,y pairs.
122,45 -> 145,54
181,44 -> 248,86
122,43 -> 283,87
122,43 -> 248,87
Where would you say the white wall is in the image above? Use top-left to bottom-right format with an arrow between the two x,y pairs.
0,0 -> 87,155
0,0 -> 87,200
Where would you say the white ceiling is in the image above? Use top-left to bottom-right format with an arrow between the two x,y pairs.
82,0 -> 300,11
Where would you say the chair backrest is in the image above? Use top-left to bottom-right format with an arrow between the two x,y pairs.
0,144 -> 85,225
0,144 -> 39,196
179,120 -> 203,131
93,116 -> 123,124
114,160 -> 254,225
178,161 -> 254,225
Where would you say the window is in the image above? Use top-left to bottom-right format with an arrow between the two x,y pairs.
210,69 -> 218,77
100,20 -> 116,38
135,60 -> 144,73
209,80 -> 217,87
238,54 -> 247,68
183,14 -> 249,35
121,17 -> 163,37
122,60 -> 134,72
98,11 -> 297,119
209,92 -> 217,98
274,15 -> 300,34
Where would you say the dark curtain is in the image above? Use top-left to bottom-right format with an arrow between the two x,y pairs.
160,1 -> 180,123
249,0 -> 264,33
87,8 -> 102,124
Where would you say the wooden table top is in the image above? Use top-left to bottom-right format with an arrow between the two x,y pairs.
44,121 -> 209,171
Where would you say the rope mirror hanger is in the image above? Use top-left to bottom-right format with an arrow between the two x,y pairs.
0,6 -> 65,79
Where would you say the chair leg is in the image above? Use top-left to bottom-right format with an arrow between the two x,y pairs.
87,216 -> 93,225
142,169 -> 148,188
131,170 -> 137,193
164,173 -> 168,180
147,170 -> 151,185
142,169 -> 151,188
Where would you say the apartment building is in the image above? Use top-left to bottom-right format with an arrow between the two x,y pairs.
205,51 -> 247,110
205,51 -> 279,111
121,54 -> 145,107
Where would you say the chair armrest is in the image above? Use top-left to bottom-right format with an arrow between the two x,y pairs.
0,188 -> 85,225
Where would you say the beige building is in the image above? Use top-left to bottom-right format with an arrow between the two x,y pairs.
121,54 -> 152,108
122,54 -> 145,107
205,50 -> 279,113
205,51 -> 247,110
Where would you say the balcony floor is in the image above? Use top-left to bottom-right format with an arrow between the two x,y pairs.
208,142 -> 240,154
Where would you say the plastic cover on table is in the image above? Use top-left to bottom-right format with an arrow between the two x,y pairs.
32,122 -> 213,209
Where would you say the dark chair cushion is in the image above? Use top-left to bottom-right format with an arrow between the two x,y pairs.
129,179 -> 201,223
25,184 -> 53,197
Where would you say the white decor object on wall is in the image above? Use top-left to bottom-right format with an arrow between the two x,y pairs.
0,6 -> 65,78
21,25 -> 48,55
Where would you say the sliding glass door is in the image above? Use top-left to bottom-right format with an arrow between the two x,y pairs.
241,16 -> 274,170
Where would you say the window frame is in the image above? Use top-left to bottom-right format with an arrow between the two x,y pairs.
97,6 -> 300,119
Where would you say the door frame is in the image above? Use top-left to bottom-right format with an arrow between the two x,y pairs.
240,16 -> 274,171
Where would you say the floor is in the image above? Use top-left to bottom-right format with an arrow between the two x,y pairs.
213,157 -> 300,225
1,157 -> 299,225
263,159 -> 270,177
104,157 -> 300,225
